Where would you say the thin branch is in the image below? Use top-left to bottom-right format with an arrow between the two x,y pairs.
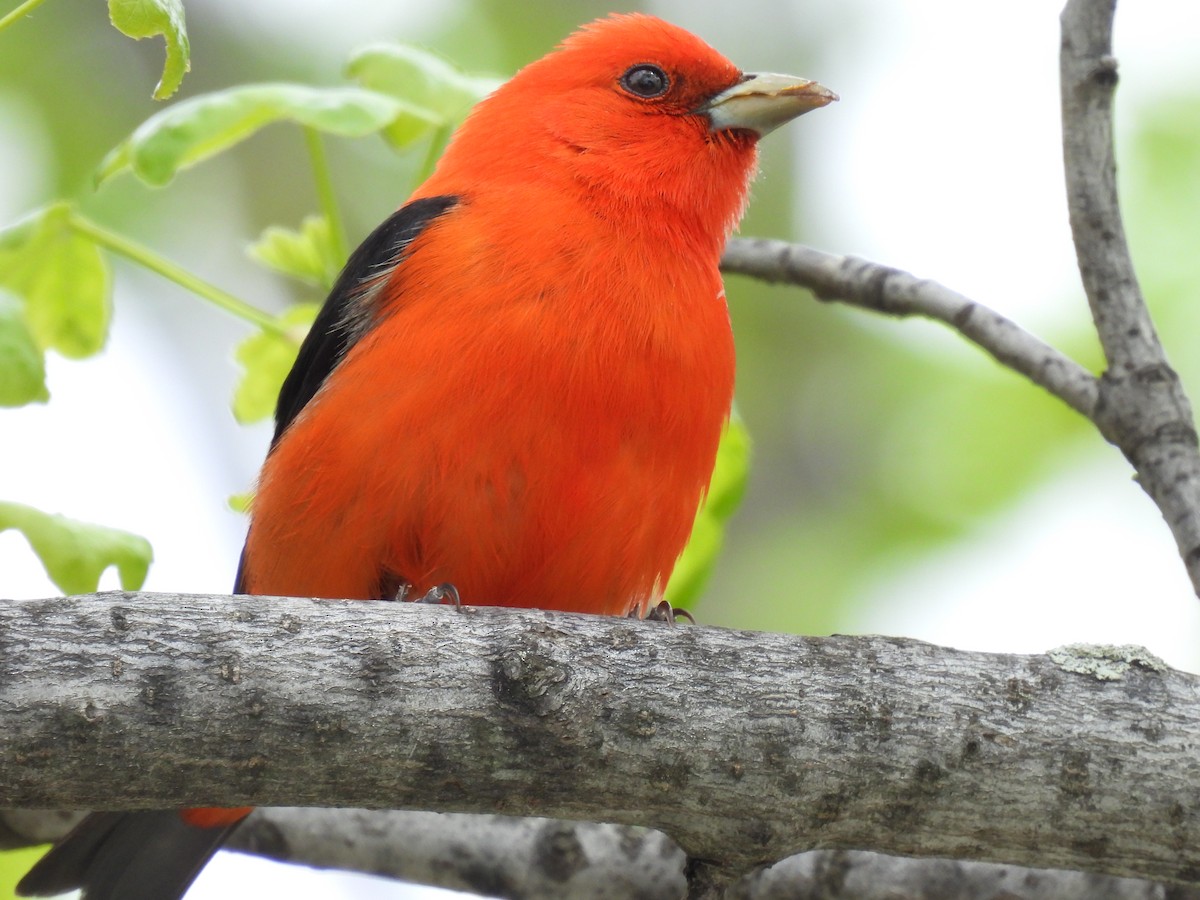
720,238 -> 1100,419
1060,0 -> 1158,373
3,592 -> 1200,892
303,127 -> 348,264
67,212 -> 286,336
0,0 -> 50,34
1059,0 -> 1200,595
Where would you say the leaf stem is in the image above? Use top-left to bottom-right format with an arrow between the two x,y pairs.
415,123 -> 452,187
304,126 -> 348,264
67,213 -> 285,335
0,0 -> 50,33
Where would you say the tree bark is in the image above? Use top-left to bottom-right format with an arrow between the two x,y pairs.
2,592 -> 1199,892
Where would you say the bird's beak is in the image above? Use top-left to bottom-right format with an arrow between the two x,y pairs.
703,73 -> 838,136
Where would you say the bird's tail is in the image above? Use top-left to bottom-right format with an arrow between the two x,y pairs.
17,810 -> 242,900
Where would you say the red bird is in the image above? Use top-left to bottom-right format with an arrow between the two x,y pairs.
19,14 -> 833,899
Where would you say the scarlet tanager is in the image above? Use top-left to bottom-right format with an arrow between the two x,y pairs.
19,13 -> 834,899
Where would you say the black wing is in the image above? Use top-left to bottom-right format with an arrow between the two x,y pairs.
234,194 -> 458,595
16,811 -> 239,900
270,194 -> 459,447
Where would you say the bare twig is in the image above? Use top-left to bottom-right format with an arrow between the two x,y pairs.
1060,0 -> 1158,372
3,592 -> 1200,892
720,239 -> 1099,418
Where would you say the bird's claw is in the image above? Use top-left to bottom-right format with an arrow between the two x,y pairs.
638,600 -> 695,624
418,583 -> 462,607
390,581 -> 461,607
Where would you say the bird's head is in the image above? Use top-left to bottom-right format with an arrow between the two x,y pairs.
422,15 -> 835,250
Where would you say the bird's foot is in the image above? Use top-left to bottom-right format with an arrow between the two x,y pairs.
390,582 -> 461,607
419,583 -> 462,607
638,600 -> 695,624
420,585 -> 460,607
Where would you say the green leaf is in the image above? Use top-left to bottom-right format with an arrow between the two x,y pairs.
0,289 -> 49,406
665,414 -> 752,606
346,44 -> 500,148
108,0 -> 190,100
0,501 -> 153,594
97,84 -> 411,187
0,204 -> 112,359
232,303 -> 319,424
247,215 -> 342,290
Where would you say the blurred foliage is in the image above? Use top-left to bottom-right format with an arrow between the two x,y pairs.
0,288 -> 46,406
347,44 -> 502,151
0,203 -> 111,363
95,84 -> 412,186
248,215 -> 341,290
667,414 -> 752,605
0,501 -> 152,594
1123,94 -> 1200,389
232,301 -> 318,424
106,0 -> 191,99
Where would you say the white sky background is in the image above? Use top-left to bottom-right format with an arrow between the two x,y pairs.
3,0 -> 1200,897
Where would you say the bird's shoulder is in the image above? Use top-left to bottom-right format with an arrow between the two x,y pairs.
270,194 -> 459,448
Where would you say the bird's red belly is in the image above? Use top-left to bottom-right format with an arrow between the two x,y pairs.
242,306 -> 732,615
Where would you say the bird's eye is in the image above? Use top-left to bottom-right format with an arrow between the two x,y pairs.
620,64 -> 670,99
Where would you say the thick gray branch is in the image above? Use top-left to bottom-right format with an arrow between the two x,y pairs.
2,592 -> 1200,892
720,238 -> 1100,420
